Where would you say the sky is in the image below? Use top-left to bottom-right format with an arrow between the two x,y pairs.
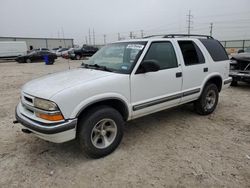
1,0 -> 250,45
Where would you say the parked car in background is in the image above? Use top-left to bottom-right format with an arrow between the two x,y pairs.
15,50 -> 57,63
27,48 -> 50,54
69,45 -> 98,60
56,48 -> 69,57
51,47 -> 60,52
0,41 -> 27,59
61,48 -> 75,59
230,47 -> 250,86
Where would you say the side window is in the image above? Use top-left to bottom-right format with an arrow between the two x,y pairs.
199,39 -> 229,62
142,42 -> 178,70
178,41 -> 205,66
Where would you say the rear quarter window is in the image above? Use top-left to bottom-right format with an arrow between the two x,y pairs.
199,39 -> 229,62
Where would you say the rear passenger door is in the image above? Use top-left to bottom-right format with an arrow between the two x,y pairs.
177,40 -> 208,102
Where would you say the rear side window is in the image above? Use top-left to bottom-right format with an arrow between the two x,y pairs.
199,39 -> 229,61
178,41 -> 205,66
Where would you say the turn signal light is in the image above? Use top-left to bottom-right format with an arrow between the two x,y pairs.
36,113 -> 64,121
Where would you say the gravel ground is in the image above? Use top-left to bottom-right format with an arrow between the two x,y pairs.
0,58 -> 250,188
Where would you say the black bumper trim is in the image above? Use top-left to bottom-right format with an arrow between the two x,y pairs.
15,106 -> 77,134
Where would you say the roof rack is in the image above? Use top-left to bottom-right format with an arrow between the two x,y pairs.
163,34 -> 213,39
143,34 -> 165,38
143,34 -> 213,39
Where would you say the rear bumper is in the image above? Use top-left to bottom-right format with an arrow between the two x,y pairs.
15,104 -> 77,143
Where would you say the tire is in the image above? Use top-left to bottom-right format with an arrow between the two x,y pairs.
26,58 -> 31,63
230,78 -> 238,86
76,54 -> 81,60
194,83 -> 219,115
77,105 -> 124,158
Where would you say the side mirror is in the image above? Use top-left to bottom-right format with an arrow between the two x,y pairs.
137,60 -> 160,74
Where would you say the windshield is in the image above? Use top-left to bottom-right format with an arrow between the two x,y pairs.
84,42 -> 147,74
27,51 -> 36,55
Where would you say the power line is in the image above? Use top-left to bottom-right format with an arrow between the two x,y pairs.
103,34 -> 106,45
140,30 -> 144,38
209,23 -> 213,37
186,10 -> 193,35
129,31 -> 133,39
88,28 -> 91,45
85,36 -> 88,45
92,28 -> 95,46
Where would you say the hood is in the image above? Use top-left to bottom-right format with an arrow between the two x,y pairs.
231,52 -> 250,62
22,68 -> 113,99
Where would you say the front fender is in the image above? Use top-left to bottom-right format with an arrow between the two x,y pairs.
70,93 -> 131,119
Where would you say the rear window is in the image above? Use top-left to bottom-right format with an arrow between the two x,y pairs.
199,39 -> 228,62
178,41 -> 205,66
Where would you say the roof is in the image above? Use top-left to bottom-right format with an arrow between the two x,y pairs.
112,34 -> 214,43
113,34 -> 213,43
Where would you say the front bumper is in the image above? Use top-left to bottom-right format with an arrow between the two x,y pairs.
229,71 -> 250,81
223,77 -> 232,85
15,104 -> 77,143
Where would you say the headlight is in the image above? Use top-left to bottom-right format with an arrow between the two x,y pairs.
34,98 -> 58,111
33,98 -> 64,121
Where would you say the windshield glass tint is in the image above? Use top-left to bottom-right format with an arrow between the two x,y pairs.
85,42 -> 147,73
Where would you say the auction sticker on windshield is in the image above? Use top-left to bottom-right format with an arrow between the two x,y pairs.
126,44 -> 144,50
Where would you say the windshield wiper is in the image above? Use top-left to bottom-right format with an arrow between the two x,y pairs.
81,63 -> 113,72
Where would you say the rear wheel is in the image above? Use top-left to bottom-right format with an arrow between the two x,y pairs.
194,83 -> 219,115
77,106 -> 124,158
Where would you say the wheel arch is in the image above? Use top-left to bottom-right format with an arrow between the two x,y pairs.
76,97 -> 130,121
202,74 -> 223,92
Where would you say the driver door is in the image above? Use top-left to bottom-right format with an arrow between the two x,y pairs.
130,41 -> 183,118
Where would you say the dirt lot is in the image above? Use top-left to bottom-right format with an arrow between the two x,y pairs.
0,58 -> 249,188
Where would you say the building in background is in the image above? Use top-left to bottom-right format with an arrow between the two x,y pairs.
0,37 -> 74,50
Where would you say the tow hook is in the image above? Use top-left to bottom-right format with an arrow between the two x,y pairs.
13,120 -> 19,124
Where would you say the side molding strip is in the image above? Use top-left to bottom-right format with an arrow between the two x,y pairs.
133,88 -> 200,111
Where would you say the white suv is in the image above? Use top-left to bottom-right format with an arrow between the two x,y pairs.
15,34 -> 232,158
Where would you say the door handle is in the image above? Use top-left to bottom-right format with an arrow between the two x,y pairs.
176,72 -> 182,78
203,67 -> 208,72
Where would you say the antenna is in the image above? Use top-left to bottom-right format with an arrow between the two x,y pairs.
61,27 -> 71,70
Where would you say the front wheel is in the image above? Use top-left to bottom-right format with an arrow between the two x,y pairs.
77,106 -> 124,158
76,54 -> 81,60
26,58 -> 31,63
194,83 -> 219,115
230,78 -> 238,86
